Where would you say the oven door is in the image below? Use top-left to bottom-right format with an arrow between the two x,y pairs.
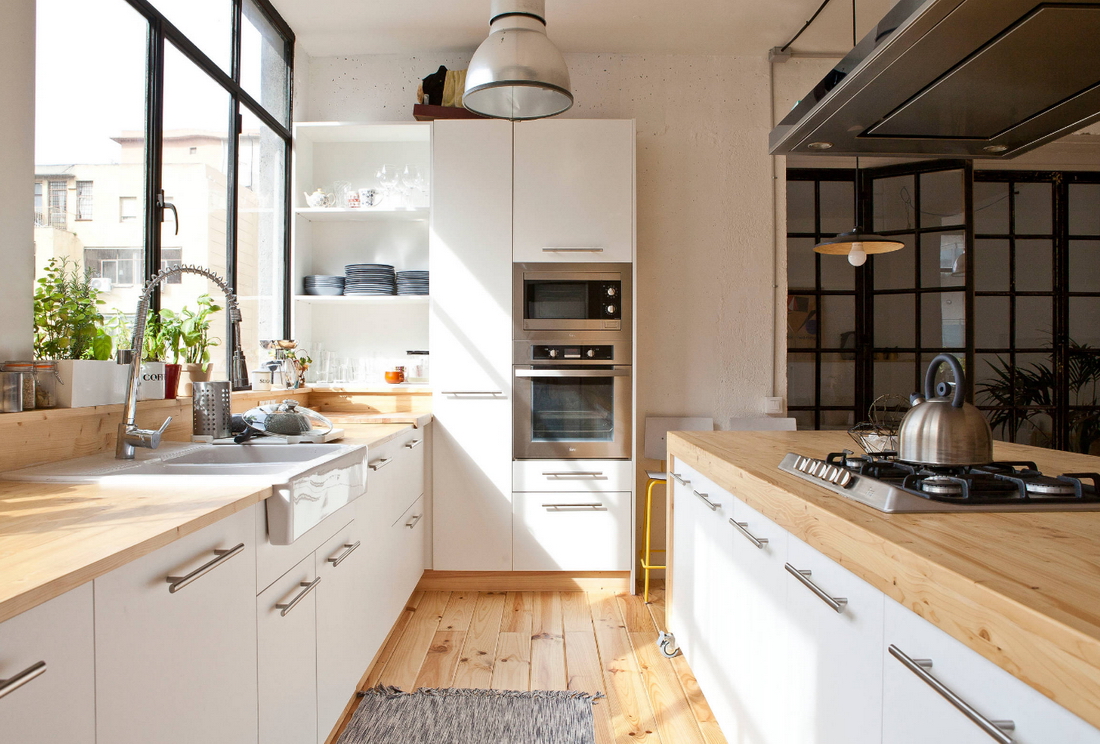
513,366 -> 632,459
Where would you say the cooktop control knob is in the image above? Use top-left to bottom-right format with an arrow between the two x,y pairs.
607,287 -> 617,297
586,349 -> 596,358
606,304 -> 616,315
548,349 -> 559,358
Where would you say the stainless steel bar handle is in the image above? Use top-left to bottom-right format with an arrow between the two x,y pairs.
405,514 -> 423,529
276,577 -> 321,617
326,541 -> 361,567
542,247 -> 604,253
0,660 -> 46,701
441,390 -> 503,396
693,489 -> 720,511
889,645 -> 1015,744
166,543 -> 245,594
369,457 -> 393,471
670,472 -> 690,487
542,471 -> 604,477
542,503 -> 605,509
785,563 -> 847,613
404,439 -> 423,449
730,519 -> 769,549
515,369 -> 630,378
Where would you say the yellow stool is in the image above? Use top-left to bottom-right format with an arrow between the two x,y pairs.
639,463 -> 667,604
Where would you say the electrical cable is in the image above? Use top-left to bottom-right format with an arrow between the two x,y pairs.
780,0 -> 835,52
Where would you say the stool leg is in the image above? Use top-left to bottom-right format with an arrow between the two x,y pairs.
642,477 -> 658,603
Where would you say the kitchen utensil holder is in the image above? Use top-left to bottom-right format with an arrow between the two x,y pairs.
192,380 -> 232,439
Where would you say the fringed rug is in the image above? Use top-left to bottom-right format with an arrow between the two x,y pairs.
336,686 -> 604,744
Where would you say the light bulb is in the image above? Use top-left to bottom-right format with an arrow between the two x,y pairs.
847,241 -> 867,267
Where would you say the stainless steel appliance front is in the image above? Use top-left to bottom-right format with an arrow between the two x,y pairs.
513,262 -> 632,339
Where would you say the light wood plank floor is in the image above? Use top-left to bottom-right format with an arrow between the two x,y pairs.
330,582 -> 729,744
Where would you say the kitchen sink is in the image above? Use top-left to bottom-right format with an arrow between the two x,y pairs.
2,442 -> 368,545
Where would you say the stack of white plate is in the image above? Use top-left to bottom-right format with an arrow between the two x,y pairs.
303,275 -> 345,296
344,263 -> 396,295
396,270 -> 429,295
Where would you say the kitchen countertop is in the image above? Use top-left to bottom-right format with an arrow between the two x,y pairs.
0,421 -> 425,625
669,430 -> 1100,730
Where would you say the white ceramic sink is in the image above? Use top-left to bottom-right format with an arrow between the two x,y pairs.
2,442 -> 368,545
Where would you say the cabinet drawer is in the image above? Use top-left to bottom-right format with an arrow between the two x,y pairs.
884,597 -> 1100,744
0,584 -> 95,744
256,498 -> 355,594
513,459 -> 634,492
384,496 -> 427,622
513,491 -> 632,571
366,427 -> 424,527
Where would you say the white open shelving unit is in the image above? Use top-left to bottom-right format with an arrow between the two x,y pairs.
291,122 -> 431,370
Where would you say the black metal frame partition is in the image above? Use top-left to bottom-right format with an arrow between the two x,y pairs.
121,0 -> 295,353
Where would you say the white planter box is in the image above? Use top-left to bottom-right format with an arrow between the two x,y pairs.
138,362 -> 166,401
55,359 -> 129,408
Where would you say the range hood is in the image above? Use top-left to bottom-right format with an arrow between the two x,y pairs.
770,0 -> 1100,158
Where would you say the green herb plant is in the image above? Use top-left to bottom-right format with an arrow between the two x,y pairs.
176,294 -> 223,366
33,257 -> 113,361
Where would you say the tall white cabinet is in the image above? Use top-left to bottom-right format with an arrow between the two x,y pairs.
430,119 -> 515,571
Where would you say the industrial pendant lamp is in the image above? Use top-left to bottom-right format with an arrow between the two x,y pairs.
463,0 -> 573,120
814,158 -> 904,266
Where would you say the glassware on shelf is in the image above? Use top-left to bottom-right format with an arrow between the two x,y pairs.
376,164 -> 400,201
332,181 -> 352,208
400,165 -> 421,209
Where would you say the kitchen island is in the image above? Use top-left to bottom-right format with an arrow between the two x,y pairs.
668,430 -> 1100,739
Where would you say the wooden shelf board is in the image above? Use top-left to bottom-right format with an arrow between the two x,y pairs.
293,294 -> 429,304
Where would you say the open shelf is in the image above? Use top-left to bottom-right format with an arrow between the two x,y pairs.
295,207 -> 429,222
294,121 -> 430,144
293,294 -> 429,304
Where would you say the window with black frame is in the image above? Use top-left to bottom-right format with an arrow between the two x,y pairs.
33,0 -> 293,372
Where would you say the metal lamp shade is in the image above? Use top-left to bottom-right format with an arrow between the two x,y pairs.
463,4 -> 573,120
813,230 -> 905,255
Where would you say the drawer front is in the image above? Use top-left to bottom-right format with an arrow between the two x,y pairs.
368,427 -> 424,527
513,459 -> 634,492
385,496 -> 427,621
884,597 -> 1100,744
256,499 -> 355,594
513,491 -> 632,571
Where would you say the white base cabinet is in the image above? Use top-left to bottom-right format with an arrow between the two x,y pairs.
0,583 -> 95,744
512,491 -> 632,571
94,506 -> 259,744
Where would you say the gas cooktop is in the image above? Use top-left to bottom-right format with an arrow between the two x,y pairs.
778,451 -> 1100,513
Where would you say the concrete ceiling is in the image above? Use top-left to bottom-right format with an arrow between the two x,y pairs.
273,0 -> 896,58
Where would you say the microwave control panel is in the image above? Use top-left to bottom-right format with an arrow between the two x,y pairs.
530,345 -> 617,361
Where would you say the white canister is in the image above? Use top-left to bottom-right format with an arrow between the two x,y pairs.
138,361 -> 166,400
252,369 -> 273,391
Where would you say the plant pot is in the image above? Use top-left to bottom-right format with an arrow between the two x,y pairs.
138,361 -> 166,401
55,359 -> 129,408
179,363 -> 213,397
164,363 -> 182,399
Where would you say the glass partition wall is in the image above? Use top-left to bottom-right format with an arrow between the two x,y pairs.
788,162 -> 1100,454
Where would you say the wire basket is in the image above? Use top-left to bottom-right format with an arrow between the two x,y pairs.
848,394 -> 910,454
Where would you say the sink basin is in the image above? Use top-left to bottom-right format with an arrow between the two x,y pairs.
2,441 -> 368,545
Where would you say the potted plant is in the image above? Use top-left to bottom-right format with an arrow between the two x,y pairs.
33,257 -> 126,407
175,294 -> 223,396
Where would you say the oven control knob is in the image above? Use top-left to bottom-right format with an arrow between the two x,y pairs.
607,287 -> 617,297
548,349 -> 559,358
605,304 -> 616,315
586,349 -> 596,358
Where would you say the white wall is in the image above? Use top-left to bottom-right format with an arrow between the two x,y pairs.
0,0 -> 36,360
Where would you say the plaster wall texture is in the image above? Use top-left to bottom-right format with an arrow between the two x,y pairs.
0,0 -> 36,360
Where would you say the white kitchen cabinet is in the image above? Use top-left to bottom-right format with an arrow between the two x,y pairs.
0,583 -> 95,744
258,553 -> 320,744
390,495 -> 428,612
513,119 -> 634,263
883,597 -> 1100,744
430,119 -> 514,571
95,506 -> 258,744
512,459 -> 635,493
512,490 -> 632,571
785,533 -> 885,744
367,425 -> 425,527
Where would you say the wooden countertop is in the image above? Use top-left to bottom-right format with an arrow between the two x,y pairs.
0,422 -> 420,625
668,430 -> 1100,730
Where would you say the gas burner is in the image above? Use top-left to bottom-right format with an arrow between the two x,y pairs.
920,476 -> 964,496
1024,479 -> 1078,497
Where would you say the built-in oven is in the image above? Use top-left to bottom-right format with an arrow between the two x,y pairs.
513,342 -> 632,460
514,262 -> 632,339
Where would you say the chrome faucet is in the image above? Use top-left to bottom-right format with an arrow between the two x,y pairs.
116,265 -> 251,460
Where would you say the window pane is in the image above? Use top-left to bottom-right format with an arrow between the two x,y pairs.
974,180 -> 1009,235
1015,296 -> 1052,348
921,231 -> 965,289
921,291 -> 965,348
974,296 -> 1011,349
787,237 -> 815,291
786,180 -> 815,233
874,352 -> 917,399
819,180 -> 854,235
820,353 -> 855,406
874,293 -> 915,348
1069,240 -> 1100,293
872,174 -> 915,232
820,295 -> 855,349
920,169 -> 964,227
820,410 -> 854,431
35,0 -> 147,334
1069,183 -> 1100,235
1070,298 -> 1100,347
790,410 -> 814,430
974,352 -> 1014,408
238,108 -> 287,370
1014,182 -> 1052,235
872,233 -> 916,290
148,0 -> 232,73
241,0 -> 290,125
1014,239 -> 1052,292
820,249 -> 855,291
974,239 -> 1010,292
787,294 -> 817,350
159,43 -> 231,373
787,353 -> 815,407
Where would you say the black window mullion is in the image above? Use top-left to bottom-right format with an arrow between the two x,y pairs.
963,161 -> 976,401
144,19 -> 165,316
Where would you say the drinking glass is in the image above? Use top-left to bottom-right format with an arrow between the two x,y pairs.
376,164 -> 400,199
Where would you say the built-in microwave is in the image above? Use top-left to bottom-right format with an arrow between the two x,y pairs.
513,263 -> 632,337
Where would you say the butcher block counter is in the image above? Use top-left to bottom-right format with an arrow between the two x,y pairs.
668,429 -> 1100,731
0,421 -> 424,625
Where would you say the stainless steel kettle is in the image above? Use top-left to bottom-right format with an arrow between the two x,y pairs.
897,354 -> 994,466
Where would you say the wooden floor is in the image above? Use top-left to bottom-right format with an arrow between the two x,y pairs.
329,582 -> 728,744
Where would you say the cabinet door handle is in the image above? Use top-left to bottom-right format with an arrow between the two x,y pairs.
730,519 -> 769,549
542,503 -> 605,510
693,489 -> 720,511
0,660 -> 46,701
670,472 -> 690,486
404,439 -> 423,449
889,645 -> 1015,744
542,471 -> 604,477
542,247 -> 604,253
165,543 -> 245,594
369,457 -> 393,471
405,513 -> 423,529
326,541 -> 361,567
441,390 -> 503,396
785,563 -> 847,613
275,577 -> 321,617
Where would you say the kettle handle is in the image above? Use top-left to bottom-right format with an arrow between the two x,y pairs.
925,354 -> 966,408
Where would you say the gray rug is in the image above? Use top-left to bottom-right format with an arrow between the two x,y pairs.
336,686 -> 603,744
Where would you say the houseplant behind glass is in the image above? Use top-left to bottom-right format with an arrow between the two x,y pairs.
175,294 -> 223,396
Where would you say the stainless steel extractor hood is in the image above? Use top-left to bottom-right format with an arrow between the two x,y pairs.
770,0 -> 1100,158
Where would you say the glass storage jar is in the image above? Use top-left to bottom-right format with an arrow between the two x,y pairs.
1,362 -> 36,410
34,361 -> 60,408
